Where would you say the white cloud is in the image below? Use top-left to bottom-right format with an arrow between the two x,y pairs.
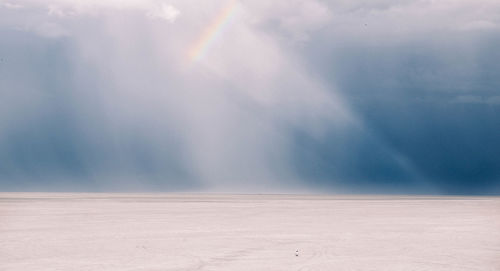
243,0 -> 333,43
147,3 -> 180,23
2,2 -> 24,9
47,5 -> 74,17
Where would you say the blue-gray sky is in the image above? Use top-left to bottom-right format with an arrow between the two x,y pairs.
1,0 -> 499,194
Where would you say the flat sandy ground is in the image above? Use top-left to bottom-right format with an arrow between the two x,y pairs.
1,193 -> 499,270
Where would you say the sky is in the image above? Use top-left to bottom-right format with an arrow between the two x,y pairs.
0,0 -> 499,194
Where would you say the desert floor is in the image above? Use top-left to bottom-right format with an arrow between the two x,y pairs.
1,193 -> 499,270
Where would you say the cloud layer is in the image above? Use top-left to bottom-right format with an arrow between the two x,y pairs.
1,0 -> 499,194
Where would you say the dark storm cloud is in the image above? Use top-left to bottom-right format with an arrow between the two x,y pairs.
298,30 -> 500,194
1,0 -> 499,194
0,29 -> 195,191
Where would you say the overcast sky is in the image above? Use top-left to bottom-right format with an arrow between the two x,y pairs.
1,0 -> 499,194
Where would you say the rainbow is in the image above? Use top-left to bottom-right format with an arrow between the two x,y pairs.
188,1 -> 238,62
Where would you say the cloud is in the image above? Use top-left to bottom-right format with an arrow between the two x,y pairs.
452,95 -> 500,105
0,0 -> 499,194
2,2 -> 23,9
246,0 -> 333,42
459,20 -> 500,31
147,3 -> 180,22
34,22 -> 68,37
47,5 -> 75,17
0,0 -> 354,192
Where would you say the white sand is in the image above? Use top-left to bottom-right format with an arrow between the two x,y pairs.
1,193 -> 499,270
